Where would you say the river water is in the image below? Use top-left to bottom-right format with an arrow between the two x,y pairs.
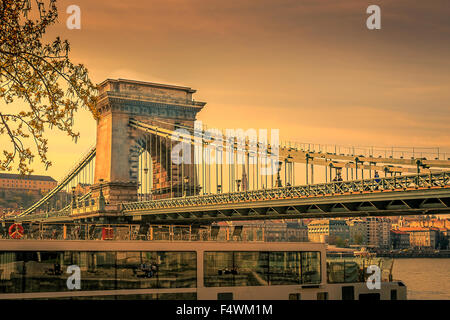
392,258 -> 450,300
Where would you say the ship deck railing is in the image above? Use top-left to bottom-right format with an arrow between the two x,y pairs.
0,222 -> 310,242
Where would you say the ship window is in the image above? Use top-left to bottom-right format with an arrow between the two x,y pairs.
0,251 -> 71,294
269,252 -> 302,285
317,292 -> 328,300
204,251 -> 234,287
0,250 -> 196,294
301,252 -> 321,284
71,251 -> 117,291
204,251 -> 268,287
390,289 -> 397,300
289,293 -> 301,300
115,251 -> 196,289
342,286 -> 355,300
204,251 -> 321,287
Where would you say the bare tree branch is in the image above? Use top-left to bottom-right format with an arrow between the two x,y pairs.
0,0 -> 98,175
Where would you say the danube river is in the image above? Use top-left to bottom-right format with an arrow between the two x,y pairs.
392,258 -> 450,300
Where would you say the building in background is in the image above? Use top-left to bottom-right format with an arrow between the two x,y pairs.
285,221 -> 308,242
231,220 -> 308,242
347,219 -> 367,245
307,219 -> 349,245
397,227 -> 439,249
390,230 -> 410,249
0,172 -> 58,216
366,217 -> 391,248
408,216 -> 450,230
0,173 -> 57,193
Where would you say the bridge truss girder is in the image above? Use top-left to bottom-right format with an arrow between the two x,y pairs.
126,187 -> 450,224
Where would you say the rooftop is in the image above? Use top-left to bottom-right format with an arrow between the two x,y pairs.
391,230 -> 409,235
398,227 -> 440,232
98,78 -> 197,94
0,172 -> 56,182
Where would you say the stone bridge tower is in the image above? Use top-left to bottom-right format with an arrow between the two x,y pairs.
92,79 -> 206,205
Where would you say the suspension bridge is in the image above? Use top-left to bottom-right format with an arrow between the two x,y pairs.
5,78 -> 450,225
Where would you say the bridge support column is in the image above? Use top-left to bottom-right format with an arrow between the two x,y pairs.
93,79 -> 205,204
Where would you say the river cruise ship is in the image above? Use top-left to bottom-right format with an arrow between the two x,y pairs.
0,223 -> 406,300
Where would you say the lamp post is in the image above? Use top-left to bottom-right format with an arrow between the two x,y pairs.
71,187 -> 76,209
98,179 -> 106,211
284,158 -> 288,186
276,161 -> 283,187
355,157 -> 360,180
329,163 -> 334,182
143,167 -> 148,199
99,179 -> 104,198
384,166 -> 390,178
305,154 -> 313,185
183,176 -> 189,197
416,159 -> 422,174
236,179 -> 241,192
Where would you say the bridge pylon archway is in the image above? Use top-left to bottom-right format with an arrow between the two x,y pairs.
92,78 -> 206,205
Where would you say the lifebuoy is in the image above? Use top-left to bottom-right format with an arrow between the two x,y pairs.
9,223 -> 24,239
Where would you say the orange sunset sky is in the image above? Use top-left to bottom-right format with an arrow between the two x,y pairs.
3,0 -> 450,180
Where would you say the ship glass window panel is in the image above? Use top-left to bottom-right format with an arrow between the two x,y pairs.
268,252 -> 301,285
327,261 -> 345,283
289,293 -> 301,300
204,252 -> 234,287
157,252 -> 196,289
344,261 -> 359,283
301,252 -> 321,284
317,292 -> 328,300
116,251 -> 158,289
0,251 -> 70,294
72,251 -> 116,291
0,252 -> 23,293
233,251 -> 269,286
390,289 -> 397,300
22,251 -> 70,293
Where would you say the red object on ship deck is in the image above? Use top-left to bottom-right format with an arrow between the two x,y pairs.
102,227 -> 114,240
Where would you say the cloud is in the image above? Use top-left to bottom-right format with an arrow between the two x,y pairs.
19,0 -> 450,179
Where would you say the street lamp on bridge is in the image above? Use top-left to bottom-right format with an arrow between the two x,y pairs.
305,154 -> 313,185
355,157 -> 360,180
276,161 -> 283,187
71,187 -> 76,209
183,176 -> 189,197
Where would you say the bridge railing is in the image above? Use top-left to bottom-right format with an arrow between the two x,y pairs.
282,141 -> 449,161
122,171 -> 450,212
17,146 -> 96,218
14,191 -> 94,222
